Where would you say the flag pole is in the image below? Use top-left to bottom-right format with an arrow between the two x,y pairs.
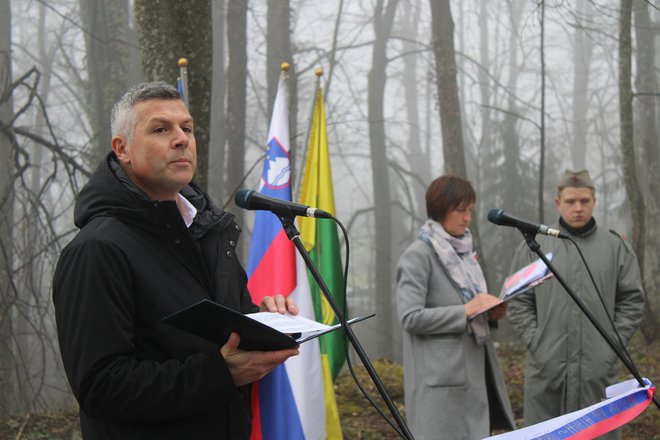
178,57 -> 190,108
294,68 -> 322,201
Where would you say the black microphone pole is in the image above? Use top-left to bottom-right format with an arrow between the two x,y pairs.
520,231 -> 659,410
276,214 -> 415,440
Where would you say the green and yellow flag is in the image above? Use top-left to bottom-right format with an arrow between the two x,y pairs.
298,71 -> 345,439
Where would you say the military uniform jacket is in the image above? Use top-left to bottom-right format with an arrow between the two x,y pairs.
53,154 -> 259,439
508,221 -> 645,430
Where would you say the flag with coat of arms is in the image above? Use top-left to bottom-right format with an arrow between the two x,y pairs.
246,65 -> 327,440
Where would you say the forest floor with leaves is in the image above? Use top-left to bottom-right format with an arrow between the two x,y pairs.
1,333 -> 658,440
334,331 -> 659,439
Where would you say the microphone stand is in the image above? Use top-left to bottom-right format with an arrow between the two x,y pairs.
277,215 -> 415,440
521,231 -> 659,410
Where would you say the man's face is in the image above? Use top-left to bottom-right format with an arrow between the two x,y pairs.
112,99 -> 196,201
555,187 -> 595,229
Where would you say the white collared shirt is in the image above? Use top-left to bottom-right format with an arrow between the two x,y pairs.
176,193 -> 197,228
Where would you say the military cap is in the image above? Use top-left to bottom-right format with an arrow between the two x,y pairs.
557,169 -> 594,191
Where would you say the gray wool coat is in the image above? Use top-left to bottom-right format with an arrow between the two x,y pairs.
508,222 -> 645,440
396,239 -> 515,440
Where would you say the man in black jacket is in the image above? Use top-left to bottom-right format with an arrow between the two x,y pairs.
53,82 -> 299,439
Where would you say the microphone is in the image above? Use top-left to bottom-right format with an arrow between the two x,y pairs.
234,189 -> 332,219
487,208 -> 568,239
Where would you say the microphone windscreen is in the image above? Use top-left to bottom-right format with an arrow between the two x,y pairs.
487,208 -> 504,224
234,189 -> 253,209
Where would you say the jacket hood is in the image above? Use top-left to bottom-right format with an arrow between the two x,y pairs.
74,153 -> 234,238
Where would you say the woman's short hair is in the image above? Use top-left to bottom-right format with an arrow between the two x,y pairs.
425,175 -> 476,222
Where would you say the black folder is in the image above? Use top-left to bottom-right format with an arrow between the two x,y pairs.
161,299 -> 373,352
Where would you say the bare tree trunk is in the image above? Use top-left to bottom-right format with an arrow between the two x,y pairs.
484,0 -> 529,342
538,1 -> 546,222
225,0 -> 248,227
79,0 -> 133,165
476,0 -> 491,179
571,0 -> 593,170
466,0 -> 493,284
619,0 -> 645,251
428,0 -> 493,287
368,0 -> 399,360
208,0 -> 228,203
401,0 -> 429,211
323,1 -> 344,100
134,0 -> 213,189
0,0 -> 17,417
429,0 -> 466,177
384,0 -> 425,363
502,0 -> 524,214
12,2 -> 56,414
632,0 -> 660,341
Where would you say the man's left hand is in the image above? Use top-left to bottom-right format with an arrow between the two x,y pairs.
260,294 -> 298,315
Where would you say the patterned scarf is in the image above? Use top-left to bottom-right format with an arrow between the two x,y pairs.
419,219 -> 490,345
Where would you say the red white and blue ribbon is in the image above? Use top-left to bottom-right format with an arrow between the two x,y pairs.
486,378 -> 655,439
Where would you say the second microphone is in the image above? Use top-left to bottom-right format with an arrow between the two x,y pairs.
234,189 -> 332,219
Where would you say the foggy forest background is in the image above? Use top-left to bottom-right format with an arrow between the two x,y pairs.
1,0 -> 660,419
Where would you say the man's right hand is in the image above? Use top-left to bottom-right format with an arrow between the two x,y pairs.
220,332 -> 299,387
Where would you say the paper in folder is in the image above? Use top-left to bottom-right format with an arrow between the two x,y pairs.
162,299 -> 373,351
469,253 -> 553,319
500,252 -> 553,299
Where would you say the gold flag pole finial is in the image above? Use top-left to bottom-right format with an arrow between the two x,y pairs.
315,68 -> 324,89
280,62 -> 290,72
178,58 -> 189,68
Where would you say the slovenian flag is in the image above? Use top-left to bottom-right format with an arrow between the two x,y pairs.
246,67 -> 326,440
486,378 -> 655,439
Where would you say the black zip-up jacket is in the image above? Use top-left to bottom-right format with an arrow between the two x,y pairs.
53,153 -> 258,439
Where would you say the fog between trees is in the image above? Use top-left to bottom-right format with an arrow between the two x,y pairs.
1,0 -> 659,417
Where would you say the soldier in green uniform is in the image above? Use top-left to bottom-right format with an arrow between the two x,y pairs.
508,169 -> 645,440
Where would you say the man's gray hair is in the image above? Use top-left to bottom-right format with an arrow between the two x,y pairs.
111,81 -> 182,139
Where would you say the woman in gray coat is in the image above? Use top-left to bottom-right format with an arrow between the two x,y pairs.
396,176 -> 515,440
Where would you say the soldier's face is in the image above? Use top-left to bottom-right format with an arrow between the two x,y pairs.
556,187 -> 595,229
